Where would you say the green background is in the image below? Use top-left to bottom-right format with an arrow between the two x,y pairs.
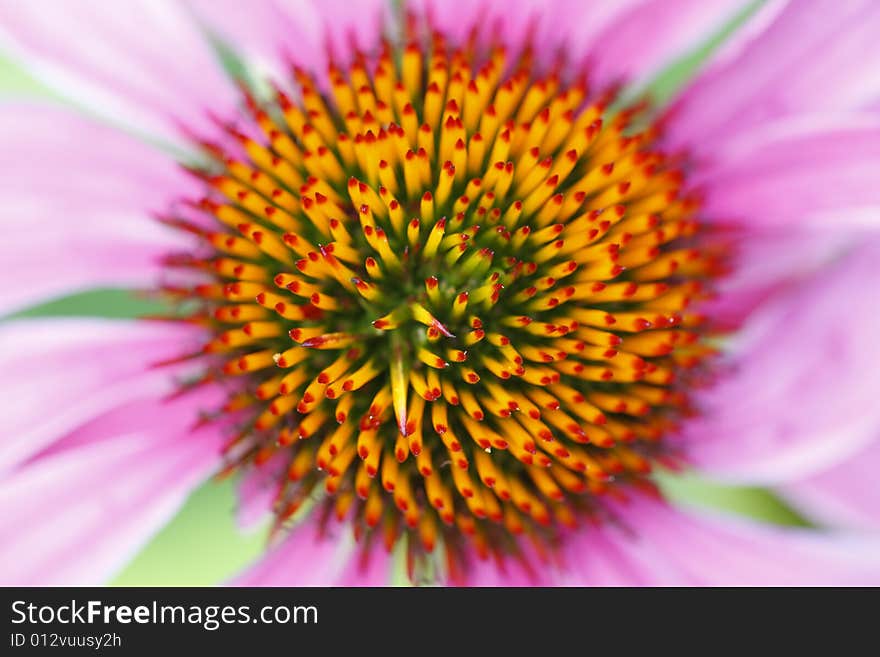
1,1 -> 808,586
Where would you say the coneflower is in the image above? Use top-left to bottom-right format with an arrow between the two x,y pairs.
2,0 -> 880,587
162,25 -> 719,579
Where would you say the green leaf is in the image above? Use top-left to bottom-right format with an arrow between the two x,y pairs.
657,471 -> 813,528
7,289 -> 168,320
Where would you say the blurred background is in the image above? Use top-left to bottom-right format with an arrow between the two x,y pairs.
0,1 -> 810,585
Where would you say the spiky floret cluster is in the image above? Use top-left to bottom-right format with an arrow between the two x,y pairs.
161,29 -> 719,573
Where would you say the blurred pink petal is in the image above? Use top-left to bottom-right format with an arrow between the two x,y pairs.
452,495 -> 880,586
782,436 -> 880,531
184,0 -> 387,81
0,390 -> 224,585
0,319 -> 203,472
413,0 -> 638,64
192,0 -> 743,91
336,543 -> 393,586
0,0 -> 238,142
451,544 -> 555,586
413,0 -> 554,62
683,238 -> 880,484
566,496 -> 880,585
237,454 -> 286,530
583,0 -> 746,89
234,519 -> 392,586
0,104 -> 199,314
414,0 -> 743,87
695,116 -> 880,326
308,0 -> 391,56
698,116 -> 880,228
664,0 -> 880,155
555,528 -> 687,586
705,225 -> 855,329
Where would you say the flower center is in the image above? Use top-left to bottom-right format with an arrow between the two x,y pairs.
161,30 -> 719,576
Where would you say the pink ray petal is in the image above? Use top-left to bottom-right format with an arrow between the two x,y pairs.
336,542 -> 394,586
237,454 -> 287,530
0,104 -> 202,314
582,0 -> 746,91
416,0 -> 744,90
683,237 -> 880,484
781,435 -> 880,531
449,546 -> 555,587
693,117 -> 880,327
184,0 -> 388,84
0,319 -> 204,473
0,388 -> 225,585
698,116 -> 880,228
232,519 -> 380,586
0,0 -> 238,143
664,0 -> 880,154
557,495 -> 880,586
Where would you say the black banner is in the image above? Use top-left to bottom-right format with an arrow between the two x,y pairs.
0,587 -> 870,653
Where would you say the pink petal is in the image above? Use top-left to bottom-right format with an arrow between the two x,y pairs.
184,0 -> 388,80
450,495 -> 880,586
698,116 -> 880,228
664,0 -> 880,153
336,542 -> 394,586
557,527 -> 690,586
705,218 -> 862,329
694,117 -> 880,326
307,0 -> 391,59
191,0 -> 735,92
683,237 -> 880,484
0,0 -> 238,143
0,103 -> 198,314
451,547 -> 554,586
416,0 -> 740,88
0,319 -> 203,472
413,0 -> 546,55
583,0 -> 746,90
781,435 -> 880,531
239,499 -> 880,586
237,455 -> 287,530
558,496 -> 880,586
0,389 -> 224,585
414,0 -> 643,64
233,519 -> 393,586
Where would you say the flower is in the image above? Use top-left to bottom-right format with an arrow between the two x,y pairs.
1,0 -> 879,586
